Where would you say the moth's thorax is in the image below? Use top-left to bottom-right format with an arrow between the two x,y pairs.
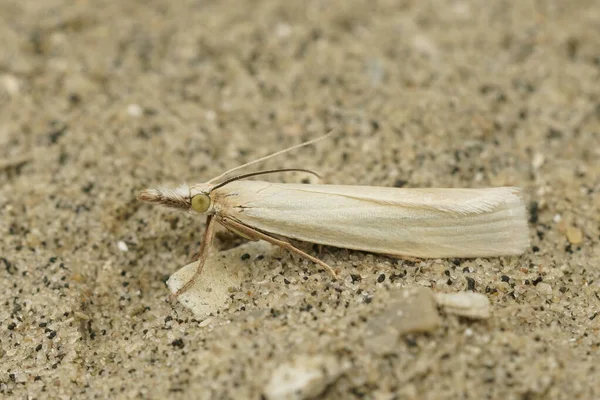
190,180 -> 273,215
207,186 -> 235,214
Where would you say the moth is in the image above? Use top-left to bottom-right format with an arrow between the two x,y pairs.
138,134 -> 529,296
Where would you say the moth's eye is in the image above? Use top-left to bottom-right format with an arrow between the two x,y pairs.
191,193 -> 211,213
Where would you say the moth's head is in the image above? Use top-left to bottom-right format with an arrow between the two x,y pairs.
188,183 -> 214,214
137,183 -> 215,214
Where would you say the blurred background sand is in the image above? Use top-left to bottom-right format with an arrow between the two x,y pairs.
1,0 -> 599,398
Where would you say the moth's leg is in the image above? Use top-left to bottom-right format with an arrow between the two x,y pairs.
173,215 -> 217,298
220,217 -> 338,279
222,224 -> 259,241
315,243 -> 324,256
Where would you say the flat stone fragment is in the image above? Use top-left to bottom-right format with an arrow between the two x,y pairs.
167,241 -> 274,317
365,287 -> 441,354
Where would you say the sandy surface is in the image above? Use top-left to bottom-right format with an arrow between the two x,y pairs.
1,0 -> 599,398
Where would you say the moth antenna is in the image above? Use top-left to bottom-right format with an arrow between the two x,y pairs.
210,168 -> 321,191
207,128 -> 338,185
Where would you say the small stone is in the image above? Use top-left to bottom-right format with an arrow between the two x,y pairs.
532,153 -> 545,169
264,354 -> 344,400
73,311 -> 91,320
435,292 -> 491,319
275,23 -> 292,38
14,372 -> 27,383
117,241 -> 129,252
536,283 -> 552,295
127,103 -> 143,117
1,74 -> 21,95
205,110 -> 216,120
566,226 -> 583,245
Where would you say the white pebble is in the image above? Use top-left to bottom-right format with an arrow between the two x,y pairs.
435,292 -> 491,319
264,355 -> 344,400
532,153 -> 545,169
117,241 -> 129,252
127,103 -> 143,117
275,23 -> 292,38
2,74 -> 21,95
205,110 -> 216,121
